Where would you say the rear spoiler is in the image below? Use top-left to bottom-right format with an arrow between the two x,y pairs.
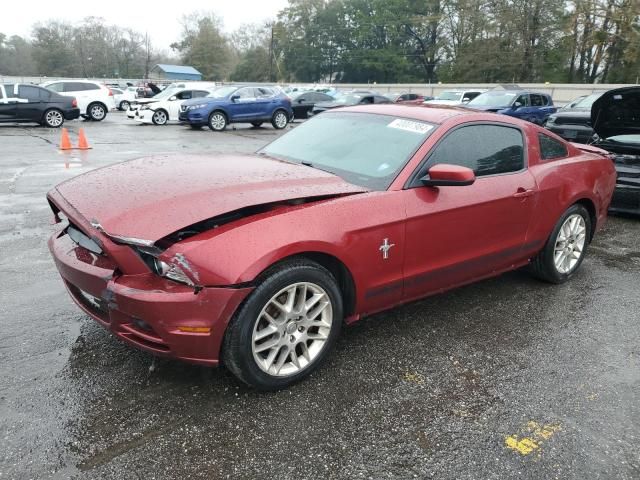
570,142 -> 610,156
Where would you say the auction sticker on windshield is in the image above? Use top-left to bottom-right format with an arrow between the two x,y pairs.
388,118 -> 433,134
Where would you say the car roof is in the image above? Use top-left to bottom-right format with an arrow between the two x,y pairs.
330,104 -> 518,125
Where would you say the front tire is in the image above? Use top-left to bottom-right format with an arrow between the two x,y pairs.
42,109 -> 64,128
119,100 -> 130,111
152,109 -> 168,125
88,102 -> 107,121
530,204 -> 591,284
208,111 -> 227,131
223,260 -> 343,390
271,109 -> 289,130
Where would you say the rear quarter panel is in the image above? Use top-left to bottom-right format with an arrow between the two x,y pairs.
526,129 -> 616,245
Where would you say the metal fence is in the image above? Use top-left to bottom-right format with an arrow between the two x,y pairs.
0,75 -> 634,104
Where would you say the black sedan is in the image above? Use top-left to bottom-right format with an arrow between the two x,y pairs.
592,87 -> 640,214
0,84 -> 80,127
544,92 -> 603,143
290,91 -> 334,119
310,92 -> 391,115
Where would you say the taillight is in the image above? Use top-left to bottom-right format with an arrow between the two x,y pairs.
72,98 -> 78,107
108,88 -> 114,96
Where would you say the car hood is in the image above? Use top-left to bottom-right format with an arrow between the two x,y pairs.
51,154 -> 367,243
425,100 -> 460,105
591,87 -> 640,139
133,98 -> 158,105
549,109 -> 591,124
465,104 -> 510,112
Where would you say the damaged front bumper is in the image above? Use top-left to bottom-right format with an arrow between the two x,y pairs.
48,222 -> 252,366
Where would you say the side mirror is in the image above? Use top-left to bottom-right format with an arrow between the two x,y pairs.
513,101 -> 523,109
231,94 -> 240,102
421,164 -> 475,187
298,98 -> 305,103
169,95 -> 177,101
461,97 -> 470,103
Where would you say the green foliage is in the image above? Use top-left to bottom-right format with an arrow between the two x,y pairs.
1,2 -> 638,83
171,13 -> 232,81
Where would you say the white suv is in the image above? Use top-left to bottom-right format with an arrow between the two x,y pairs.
41,80 -> 116,121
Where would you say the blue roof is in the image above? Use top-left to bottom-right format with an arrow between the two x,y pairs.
153,64 -> 202,75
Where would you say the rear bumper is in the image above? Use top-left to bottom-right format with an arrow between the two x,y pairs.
49,227 -> 252,366
64,108 -> 81,120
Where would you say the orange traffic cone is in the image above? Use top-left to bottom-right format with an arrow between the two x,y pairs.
76,128 -> 92,150
59,128 -> 72,150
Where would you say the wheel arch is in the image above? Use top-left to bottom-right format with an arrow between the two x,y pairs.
87,101 -> 107,114
249,251 -> 357,318
41,107 -> 63,125
209,108 -> 229,121
573,197 -> 597,242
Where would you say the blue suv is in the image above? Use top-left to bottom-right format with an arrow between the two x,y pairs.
466,89 -> 556,125
179,85 -> 293,131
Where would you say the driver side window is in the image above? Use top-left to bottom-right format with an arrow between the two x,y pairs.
235,88 -> 255,100
515,94 -> 529,106
424,124 -> 525,178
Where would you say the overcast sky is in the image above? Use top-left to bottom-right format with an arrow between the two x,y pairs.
0,0 -> 289,51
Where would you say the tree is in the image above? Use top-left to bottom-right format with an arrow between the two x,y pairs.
171,12 -> 232,80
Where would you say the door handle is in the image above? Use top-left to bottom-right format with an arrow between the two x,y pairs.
513,188 -> 535,198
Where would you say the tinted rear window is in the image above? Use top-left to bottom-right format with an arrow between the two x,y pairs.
539,134 -> 568,160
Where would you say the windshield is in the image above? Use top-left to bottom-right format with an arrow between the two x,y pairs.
259,112 -> 436,190
572,93 -> 602,109
207,86 -> 237,98
436,91 -> 461,101
468,91 -> 517,107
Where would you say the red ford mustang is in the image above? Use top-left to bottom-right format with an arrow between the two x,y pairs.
47,105 -> 616,390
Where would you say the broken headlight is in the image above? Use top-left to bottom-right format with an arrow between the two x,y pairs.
134,247 -> 196,286
153,258 -> 195,286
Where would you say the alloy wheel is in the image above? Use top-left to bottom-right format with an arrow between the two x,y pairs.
90,104 -> 106,120
251,282 -> 333,377
45,110 -> 63,127
153,110 -> 168,125
274,111 -> 288,129
553,214 -> 587,274
210,113 -> 226,131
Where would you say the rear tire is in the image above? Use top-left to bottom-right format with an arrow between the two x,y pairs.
42,109 -> 64,128
223,259 -> 343,390
271,109 -> 289,130
119,100 -> 130,111
88,102 -> 107,121
529,204 -> 591,284
208,111 -> 227,131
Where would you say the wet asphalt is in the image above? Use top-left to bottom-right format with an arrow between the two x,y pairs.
0,113 -> 639,479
